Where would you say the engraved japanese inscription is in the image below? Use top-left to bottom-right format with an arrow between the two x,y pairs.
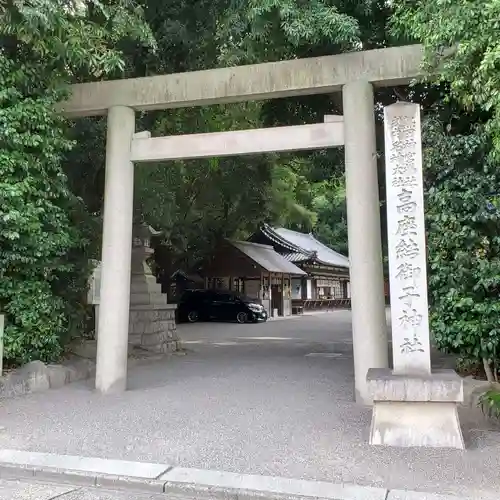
384,103 -> 431,374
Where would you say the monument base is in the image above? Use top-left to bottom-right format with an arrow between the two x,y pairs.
367,368 -> 465,449
129,304 -> 179,354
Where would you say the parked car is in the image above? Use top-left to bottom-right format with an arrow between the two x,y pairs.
177,289 -> 268,324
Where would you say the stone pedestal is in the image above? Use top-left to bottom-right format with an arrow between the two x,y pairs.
367,368 -> 464,448
368,102 -> 464,449
129,224 -> 179,353
129,304 -> 178,353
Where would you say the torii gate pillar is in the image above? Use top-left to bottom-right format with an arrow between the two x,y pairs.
343,80 -> 389,404
95,106 -> 136,394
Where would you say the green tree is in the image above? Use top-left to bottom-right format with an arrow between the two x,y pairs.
423,117 -> 500,380
129,0 -> 372,273
216,0 -> 393,255
310,179 -> 348,255
0,0 -> 152,363
70,0 -> 392,284
217,0 -> 363,65
391,0 -> 500,153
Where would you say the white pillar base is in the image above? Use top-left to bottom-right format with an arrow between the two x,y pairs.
367,368 -> 465,449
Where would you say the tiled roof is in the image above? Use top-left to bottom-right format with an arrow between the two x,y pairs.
229,240 -> 306,275
260,223 -> 349,269
274,227 -> 349,268
280,252 -> 312,263
259,224 -> 315,260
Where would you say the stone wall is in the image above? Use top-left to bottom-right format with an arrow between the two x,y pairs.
129,304 -> 178,353
0,359 -> 95,400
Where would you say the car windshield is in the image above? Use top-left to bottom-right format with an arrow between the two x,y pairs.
234,293 -> 259,304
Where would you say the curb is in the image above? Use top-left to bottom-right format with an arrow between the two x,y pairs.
160,467 -> 385,500
0,449 -> 494,500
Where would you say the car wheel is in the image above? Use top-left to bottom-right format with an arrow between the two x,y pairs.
187,310 -> 199,323
236,312 -> 248,324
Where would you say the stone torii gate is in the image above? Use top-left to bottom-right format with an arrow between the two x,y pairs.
62,45 -> 424,406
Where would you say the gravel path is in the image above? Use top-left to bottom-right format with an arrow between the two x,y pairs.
0,312 -> 498,498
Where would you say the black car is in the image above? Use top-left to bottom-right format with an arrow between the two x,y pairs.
177,289 -> 268,324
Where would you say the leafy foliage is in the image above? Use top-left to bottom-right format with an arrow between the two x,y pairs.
1,0 -> 154,78
391,0 -> 500,154
128,0 -> 373,273
217,0 -> 364,64
423,117 -> 500,371
311,179 -> 348,255
0,0 -> 152,364
0,55 -> 78,363
479,388 -> 500,420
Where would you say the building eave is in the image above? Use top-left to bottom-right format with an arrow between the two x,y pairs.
260,223 -> 316,258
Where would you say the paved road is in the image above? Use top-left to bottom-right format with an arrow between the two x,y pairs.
178,310 -> 356,345
0,478 -> 167,499
0,311 -> 498,498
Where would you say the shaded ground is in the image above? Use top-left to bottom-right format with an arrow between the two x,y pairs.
0,311 -> 498,498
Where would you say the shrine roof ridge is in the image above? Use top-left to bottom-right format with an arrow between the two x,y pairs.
261,224 -> 349,269
260,223 -> 314,257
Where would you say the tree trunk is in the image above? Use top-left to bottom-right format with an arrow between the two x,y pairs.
483,357 -> 495,382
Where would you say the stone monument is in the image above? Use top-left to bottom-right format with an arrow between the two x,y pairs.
128,223 -> 179,353
367,102 -> 464,449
